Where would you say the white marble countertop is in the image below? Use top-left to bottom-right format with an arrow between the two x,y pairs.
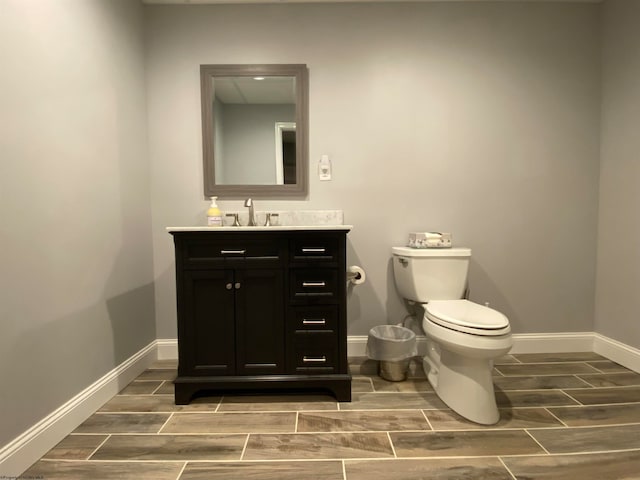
167,225 -> 353,232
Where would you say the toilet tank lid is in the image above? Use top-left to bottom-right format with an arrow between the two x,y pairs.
392,246 -> 471,257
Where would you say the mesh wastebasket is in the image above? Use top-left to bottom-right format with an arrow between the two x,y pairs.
366,325 -> 417,381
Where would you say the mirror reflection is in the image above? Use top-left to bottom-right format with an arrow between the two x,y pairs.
213,76 -> 296,185
201,64 -> 308,198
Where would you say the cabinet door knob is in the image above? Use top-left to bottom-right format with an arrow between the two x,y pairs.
226,283 -> 233,290
234,282 -> 241,289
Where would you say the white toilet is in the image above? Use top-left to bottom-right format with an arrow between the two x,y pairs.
392,246 -> 513,425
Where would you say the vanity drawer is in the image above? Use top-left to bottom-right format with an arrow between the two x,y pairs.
290,305 -> 338,332
182,237 -> 283,268
290,269 -> 338,304
293,333 -> 337,374
291,237 -> 339,263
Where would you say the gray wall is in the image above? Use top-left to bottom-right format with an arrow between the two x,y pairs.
595,0 -> 640,350
0,0 -> 155,447
147,2 -> 601,339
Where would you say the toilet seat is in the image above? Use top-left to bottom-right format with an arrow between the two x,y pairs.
424,300 -> 511,336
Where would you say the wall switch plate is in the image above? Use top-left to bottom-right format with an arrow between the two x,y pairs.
319,154 -> 332,181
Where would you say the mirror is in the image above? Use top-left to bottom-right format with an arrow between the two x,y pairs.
201,64 -> 308,198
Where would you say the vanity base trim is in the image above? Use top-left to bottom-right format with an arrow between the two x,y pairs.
174,374 -> 352,404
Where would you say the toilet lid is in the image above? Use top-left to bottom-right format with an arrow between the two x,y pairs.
425,300 -> 509,332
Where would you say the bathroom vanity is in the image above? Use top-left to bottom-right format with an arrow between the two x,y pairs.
168,226 -> 352,404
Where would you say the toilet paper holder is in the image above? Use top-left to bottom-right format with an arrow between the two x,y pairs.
347,265 -> 366,285
347,270 -> 362,281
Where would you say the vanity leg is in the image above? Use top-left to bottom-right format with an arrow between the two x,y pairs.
174,383 -> 197,405
332,380 -> 352,402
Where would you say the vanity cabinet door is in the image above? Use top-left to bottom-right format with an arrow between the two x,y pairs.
179,268 -> 285,377
235,268 -> 285,375
179,270 -> 236,376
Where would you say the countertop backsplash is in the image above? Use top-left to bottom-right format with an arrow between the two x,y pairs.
221,209 -> 344,227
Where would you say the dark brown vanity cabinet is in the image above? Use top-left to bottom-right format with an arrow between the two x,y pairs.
170,229 -> 351,404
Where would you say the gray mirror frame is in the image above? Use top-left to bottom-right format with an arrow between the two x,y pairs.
201,64 -> 308,198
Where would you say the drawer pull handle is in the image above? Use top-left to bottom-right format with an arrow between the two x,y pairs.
303,356 -> 327,363
302,248 -> 326,253
302,318 -> 326,325
302,281 -> 326,287
220,249 -> 246,255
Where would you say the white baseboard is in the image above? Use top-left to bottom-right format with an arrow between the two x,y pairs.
0,341 -> 158,478
156,338 -> 179,360
593,333 -> 640,373
151,333 -> 633,367
348,332 -> 595,357
508,332 -> 595,354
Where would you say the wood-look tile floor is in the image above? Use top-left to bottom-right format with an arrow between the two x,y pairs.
23,353 -> 640,479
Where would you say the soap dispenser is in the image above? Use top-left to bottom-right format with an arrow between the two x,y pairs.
207,196 -> 223,226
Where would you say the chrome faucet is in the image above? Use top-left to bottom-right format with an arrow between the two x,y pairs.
244,198 -> 257,226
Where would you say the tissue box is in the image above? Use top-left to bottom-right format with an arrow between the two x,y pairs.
408,232 -> 452,248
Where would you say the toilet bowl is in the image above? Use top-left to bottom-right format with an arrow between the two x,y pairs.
421,300 -> 512,424
391,247 -> 513,425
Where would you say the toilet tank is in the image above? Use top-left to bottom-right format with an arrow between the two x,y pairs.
392,247 -> 471,302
